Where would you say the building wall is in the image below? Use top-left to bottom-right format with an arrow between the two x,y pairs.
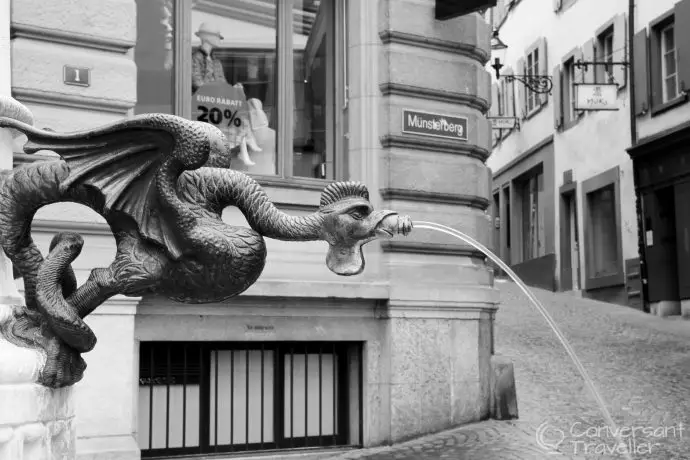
487,0 -> 638,303
8,0 -> 498,457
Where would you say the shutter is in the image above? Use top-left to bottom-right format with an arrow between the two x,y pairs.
575,48 -> 585,83
538,38 -> 549,105
612,14 -> 627,88
516,57 -> 526,117
582,38 -> 596,83
505,67 -> 515,118
675,0 -> 690,93
553,64 -> 562,129
574,48 -> 584,114
633,29 -> 649,115
491,82 -> 500,117
553,0 -> 562,12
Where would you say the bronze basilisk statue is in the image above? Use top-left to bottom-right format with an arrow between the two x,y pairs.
0,114 -> 412,388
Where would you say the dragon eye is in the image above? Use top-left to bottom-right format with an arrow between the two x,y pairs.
348,206 -> 369,220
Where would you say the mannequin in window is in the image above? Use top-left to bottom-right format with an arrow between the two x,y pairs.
192,22 -> 227,93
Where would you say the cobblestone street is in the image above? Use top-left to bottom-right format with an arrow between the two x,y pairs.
329,280 -> 690,460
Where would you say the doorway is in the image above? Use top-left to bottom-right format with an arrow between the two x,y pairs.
643,186 -> 679,302
674,181 -> 690,299
560,190 -> 580,291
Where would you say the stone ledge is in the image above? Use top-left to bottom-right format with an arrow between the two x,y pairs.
76,434 -> 139,460
11,23 -> 135,54
380,135 -> 490,161
382,298 -> 498,319
12,88 -> 133,115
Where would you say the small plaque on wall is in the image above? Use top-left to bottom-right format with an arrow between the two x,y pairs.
63,66 -> 91,87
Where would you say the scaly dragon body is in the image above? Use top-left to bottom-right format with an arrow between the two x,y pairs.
0,113 -> 411,388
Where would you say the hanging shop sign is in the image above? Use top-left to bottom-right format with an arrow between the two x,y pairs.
192,81 -> 249,128
574,83 -> 619,111
402,109 -> 468,141
488,116 -> 519,130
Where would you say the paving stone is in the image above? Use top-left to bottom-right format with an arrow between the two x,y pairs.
325,281 -> 690,459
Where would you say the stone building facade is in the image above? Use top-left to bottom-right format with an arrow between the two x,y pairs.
2,0 -> 498,458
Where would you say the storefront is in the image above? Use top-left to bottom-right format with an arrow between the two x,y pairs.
7,0 -> 498,458
628,121 -> 690,317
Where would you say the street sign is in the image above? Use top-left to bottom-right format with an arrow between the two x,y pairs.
402,109 -> 468,141
488,117 -> 518,130
63,66 -> 90,87
574,83 -> 618,111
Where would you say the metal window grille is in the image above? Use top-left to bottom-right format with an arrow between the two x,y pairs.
138,341 -> 363,458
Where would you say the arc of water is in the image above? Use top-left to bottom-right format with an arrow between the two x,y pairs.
413,221 -> 633,460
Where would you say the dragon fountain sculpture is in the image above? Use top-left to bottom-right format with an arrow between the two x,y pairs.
0,113 -> 412,388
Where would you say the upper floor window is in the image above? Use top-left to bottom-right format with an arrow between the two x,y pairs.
134,0 -> 348,181
660,23 -> 679,103
526,48 -> 540,113
597,28 -> 614,84
563,57 -> 576,122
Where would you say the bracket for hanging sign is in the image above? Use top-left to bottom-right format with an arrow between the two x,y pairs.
488,116 -> 520,131
573,59 -> 629,72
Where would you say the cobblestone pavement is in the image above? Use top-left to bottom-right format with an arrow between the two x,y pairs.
328,280 -> 690,460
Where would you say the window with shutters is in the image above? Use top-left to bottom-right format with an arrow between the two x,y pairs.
522,38 -> 548,118
647,3 -> 690,116
596,28 -> 614,84
563,58 -> 576,123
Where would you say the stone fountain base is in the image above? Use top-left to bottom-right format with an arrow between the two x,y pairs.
0,305 -> 76,460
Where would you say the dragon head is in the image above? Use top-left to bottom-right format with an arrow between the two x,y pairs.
317,182 -> 412,276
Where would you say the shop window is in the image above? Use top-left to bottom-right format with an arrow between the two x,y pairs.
517,167 -> 545,262
582,167 -> 623,289
134,0 -> 176,116
586,185 -> 618,277
134,0 -> 347,181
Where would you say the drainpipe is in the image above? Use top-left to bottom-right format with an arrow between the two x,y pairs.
628,0 -> 649,312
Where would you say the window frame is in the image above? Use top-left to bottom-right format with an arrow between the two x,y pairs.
581,166 -> 624,290
649,8 -> 688,116
560,46 -> 584,130
167,0 -> 349,185
524,45 -> 540,117
138,340 -> 360,457
659,23 -> 679,103
596,27 -> 614,84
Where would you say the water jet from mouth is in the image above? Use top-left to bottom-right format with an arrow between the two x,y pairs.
413,221 -> 632,460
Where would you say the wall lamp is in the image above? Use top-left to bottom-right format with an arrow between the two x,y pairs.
490,29 -> 553,95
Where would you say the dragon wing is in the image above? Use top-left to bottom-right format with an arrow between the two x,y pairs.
0,114 -> 212,259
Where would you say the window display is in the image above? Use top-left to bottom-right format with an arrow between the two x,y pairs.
134,0 -> 346,180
